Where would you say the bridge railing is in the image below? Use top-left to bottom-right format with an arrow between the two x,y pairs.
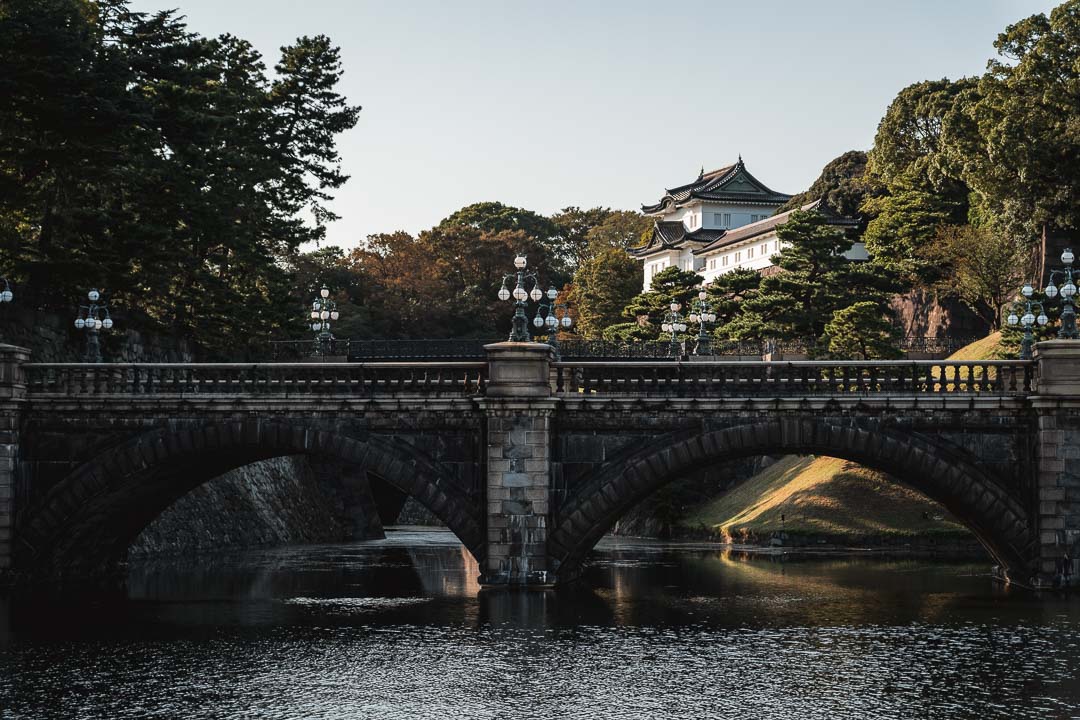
552,360 -> 1035,397
23,362 -> 488,398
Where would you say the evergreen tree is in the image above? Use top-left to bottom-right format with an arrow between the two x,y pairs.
0,1 -> 360,357
822,302 -> 902,359
737,210 -> 874,343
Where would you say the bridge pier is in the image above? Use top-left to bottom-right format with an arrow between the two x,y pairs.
0,345 -> 29,576
1033,341 -> 1080,588
479,342 -> 557,587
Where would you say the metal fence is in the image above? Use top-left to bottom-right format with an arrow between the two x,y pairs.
261,335 -> 986,363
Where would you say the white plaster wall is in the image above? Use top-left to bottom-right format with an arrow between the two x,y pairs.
697,233 -> 782,283
643,249 -> 696,290
701,204 -> 778,230
843,241 -> 869,261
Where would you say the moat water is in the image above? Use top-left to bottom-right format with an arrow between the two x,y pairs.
2,528 -> 1079,719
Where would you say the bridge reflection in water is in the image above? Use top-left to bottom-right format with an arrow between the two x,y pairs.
3,529 -> 1080,719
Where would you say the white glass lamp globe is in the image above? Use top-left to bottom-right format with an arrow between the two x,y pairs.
532,315 -> 544,328
678,323 -> 687,332
311,310 -> 319,319
698,291 -> 707,301
529,286 -> 542,302
498,286 -> 510,301
706,313 -> 717,322
1007,313 -> 1019,326
1022,284 -> 1034,297
670,302 -> 680,312
75,318 -> 86,329
0,290 -> 11,303
545,315 -> 557,328
311,322 -> 321,331
561,315 -> 572,328
514,255 -> 527,269
101,318 -> 113,330
93,319 -> 103,330
319,310 -> 329,320
547,286 -> 558,300
1064,282 -> 1077,298
512,285 -> 527,301
689,313 -> 700,323
1063,249 -> 1075,265
1038,313 -> 1049,325
661,323 -> 672,333
88,289 -> 100,302
1022,312 -> 1036,326
320,287 -> 330,298
1046,283 -> 1059,298
330,311 -> 339,320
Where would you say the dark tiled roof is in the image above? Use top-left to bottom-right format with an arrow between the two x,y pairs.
693,200 -> 859,255
641,158 -> 792,214
627,221 -> 726,258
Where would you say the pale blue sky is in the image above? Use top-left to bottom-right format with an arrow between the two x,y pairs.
129,0 -> 1056,249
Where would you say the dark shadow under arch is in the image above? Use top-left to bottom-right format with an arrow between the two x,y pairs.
17,419 -> 484,576
549,418 -> 1033,585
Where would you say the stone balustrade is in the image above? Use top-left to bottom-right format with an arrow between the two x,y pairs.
23,361 -> 488,398
553,359 -> 1034,397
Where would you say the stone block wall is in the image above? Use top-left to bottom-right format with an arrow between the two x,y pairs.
0,344 -> 28,575
0,308 -> 193,363
1034,410 -> 1080,586
130,456 -> 347,557
483,403 -> 555,585
0,421 -> 14,571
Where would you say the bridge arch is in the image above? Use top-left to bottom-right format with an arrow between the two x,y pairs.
549,418 -> 1034,585
17,419 -> 484,577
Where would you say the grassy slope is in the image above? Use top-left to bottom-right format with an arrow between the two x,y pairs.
681,333 -> 1004,544
684,456 -> 971,541
947,331 -> 1003,361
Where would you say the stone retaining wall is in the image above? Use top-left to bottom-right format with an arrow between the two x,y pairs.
130,457 -> 348,557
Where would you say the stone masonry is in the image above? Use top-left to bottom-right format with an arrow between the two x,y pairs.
1032,341 -> 1080,586
8,339 -> 1080,592
0,345 -> 28,574
479,343 -> 557,585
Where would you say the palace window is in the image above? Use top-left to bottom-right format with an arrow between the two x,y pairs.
713,213 -> 723,227
735,251 -> 741,262
748,247 -> 754,259
750,215 -> 760,223
722,256 -> 729,266
723,213 -> 731,227
761,243 -> 768,255
709,258 -> 717,270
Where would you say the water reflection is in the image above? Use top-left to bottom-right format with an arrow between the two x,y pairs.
2,528 -> 1079,719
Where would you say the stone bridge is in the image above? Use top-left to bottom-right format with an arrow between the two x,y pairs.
1,341 -> 1079,590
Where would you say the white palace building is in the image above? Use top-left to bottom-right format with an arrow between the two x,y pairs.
629,158 -> 867,291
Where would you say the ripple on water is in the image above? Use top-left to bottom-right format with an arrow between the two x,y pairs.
1,533 -> 1078,719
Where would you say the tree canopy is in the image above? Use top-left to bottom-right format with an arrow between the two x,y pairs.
0,0 -> 360,356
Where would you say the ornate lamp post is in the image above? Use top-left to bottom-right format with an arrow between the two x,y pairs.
497,254 -> 546,342
0,278 -> 12,304
73,288 -> 114,363
660,301 -> 687,358
532,286 -> 573,357
1044,248 -> 1079,340
687,290 -> 717,356
309,285 -> 341,356
1005,283 -> 1048,360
